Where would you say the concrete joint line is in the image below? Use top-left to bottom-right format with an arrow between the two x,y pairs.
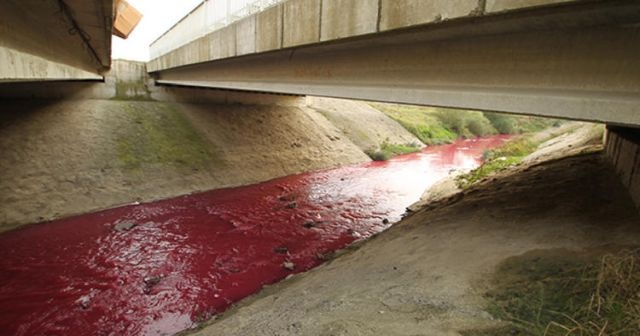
376,0 -> 382,32
475,0 -> 487,16
318,0 -> 324,41
280,4 -> 285,48
629,143 -> 640,186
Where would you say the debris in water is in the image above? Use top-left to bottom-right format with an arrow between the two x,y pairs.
274,246 -> 289,254
76,295 -> 91,310
114,220 -> 136,232
143,275 -> 163,294
286,202 -> 298,209
283,261 -> 296,271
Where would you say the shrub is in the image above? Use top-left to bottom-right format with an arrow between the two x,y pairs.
365,141 -> 421,161
456,137 -> 537,188
466,113 -> 497,137
484,112 -> 516,134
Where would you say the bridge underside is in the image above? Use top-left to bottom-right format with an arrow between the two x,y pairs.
153,1 -> 640,127
0,0 -> 113,82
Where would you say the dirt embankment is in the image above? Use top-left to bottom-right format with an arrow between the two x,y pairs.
0,99 -> 372,232
307,97 -> 423,152
188,150 -> 640,336
409,122 -> 604,210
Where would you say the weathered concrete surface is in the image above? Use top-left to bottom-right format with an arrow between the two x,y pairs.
0,0 -> 113,77
283,0 -> 322,47
0,60 -> 303,106
379,0 -> 479,31
0,46 -> 101,82
256,5 -> 283,52
155,22 -> 640,127
148,0 -> 600,73
486,0 -> 575,12
236,16 -> 257,56
320,0 -> 378,41
606,127 -> 640,209
212,26 -> 237,60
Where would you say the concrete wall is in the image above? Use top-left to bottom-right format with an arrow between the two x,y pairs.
605,127 -> 640,209
148,0 -> 583,72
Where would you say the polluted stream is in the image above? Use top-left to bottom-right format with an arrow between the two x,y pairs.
0,136 -> 509,335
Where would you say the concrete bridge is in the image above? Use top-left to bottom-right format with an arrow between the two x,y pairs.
0,0 -> 114,81
147,0 -> 640,127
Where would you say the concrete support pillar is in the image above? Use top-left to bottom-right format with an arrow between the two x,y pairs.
605,126 -> 640,209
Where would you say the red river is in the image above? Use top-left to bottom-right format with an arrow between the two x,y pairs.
0,136 -> 509,336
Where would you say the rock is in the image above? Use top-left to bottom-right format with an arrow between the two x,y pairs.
114,220 -> 136,232
283,261 -> 296,271
76,295 -> 91,309
143,275 -> 162,287
303,221 -> 317,228
274,246 -> 289,254
278,194 -> 295,202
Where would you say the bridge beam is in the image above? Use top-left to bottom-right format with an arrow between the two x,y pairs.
0,0 -> 113,81
153,1 -> 640,127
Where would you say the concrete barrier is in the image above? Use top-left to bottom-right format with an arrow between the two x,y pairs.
256,5 -> 283,52
320,0 -> 378,41
148,0 -> 585,73
236,16 -> 257,56
379,0 -> 479,31
283,0 -> 322,47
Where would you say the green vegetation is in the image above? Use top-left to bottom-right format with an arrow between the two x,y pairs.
456,137 -> 537,188
369,103 -> 458,145
480,248 -> 640,336
116,102 -> 218,170
365,140 -> 421,161
114,79 -> 151,101
369,103 -> 562,145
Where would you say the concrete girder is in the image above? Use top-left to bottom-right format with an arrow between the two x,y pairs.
0,0 -> 113,81
153,1 -> 640,127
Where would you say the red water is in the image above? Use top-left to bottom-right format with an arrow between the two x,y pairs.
0,136 -> 509,336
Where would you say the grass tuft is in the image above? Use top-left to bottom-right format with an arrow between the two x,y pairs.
365,140 -> 421,161
482,248 -> 640,336
457,137 -> 537,188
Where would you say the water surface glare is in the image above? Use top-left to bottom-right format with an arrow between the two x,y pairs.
0,136 -> 509,335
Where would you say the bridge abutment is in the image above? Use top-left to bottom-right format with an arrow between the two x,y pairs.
606,126 -> 640,209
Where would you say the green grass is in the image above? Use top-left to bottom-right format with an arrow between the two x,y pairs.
369,103 -> 458,145
480,248 -> 640,336
369,103 -> 564,145
116,102 -> 218,170
365,141 -> 421,161
114,80 -> 151,101
457,137 -> 537,188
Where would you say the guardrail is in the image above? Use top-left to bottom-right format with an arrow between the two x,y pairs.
150,0 -> 285,59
